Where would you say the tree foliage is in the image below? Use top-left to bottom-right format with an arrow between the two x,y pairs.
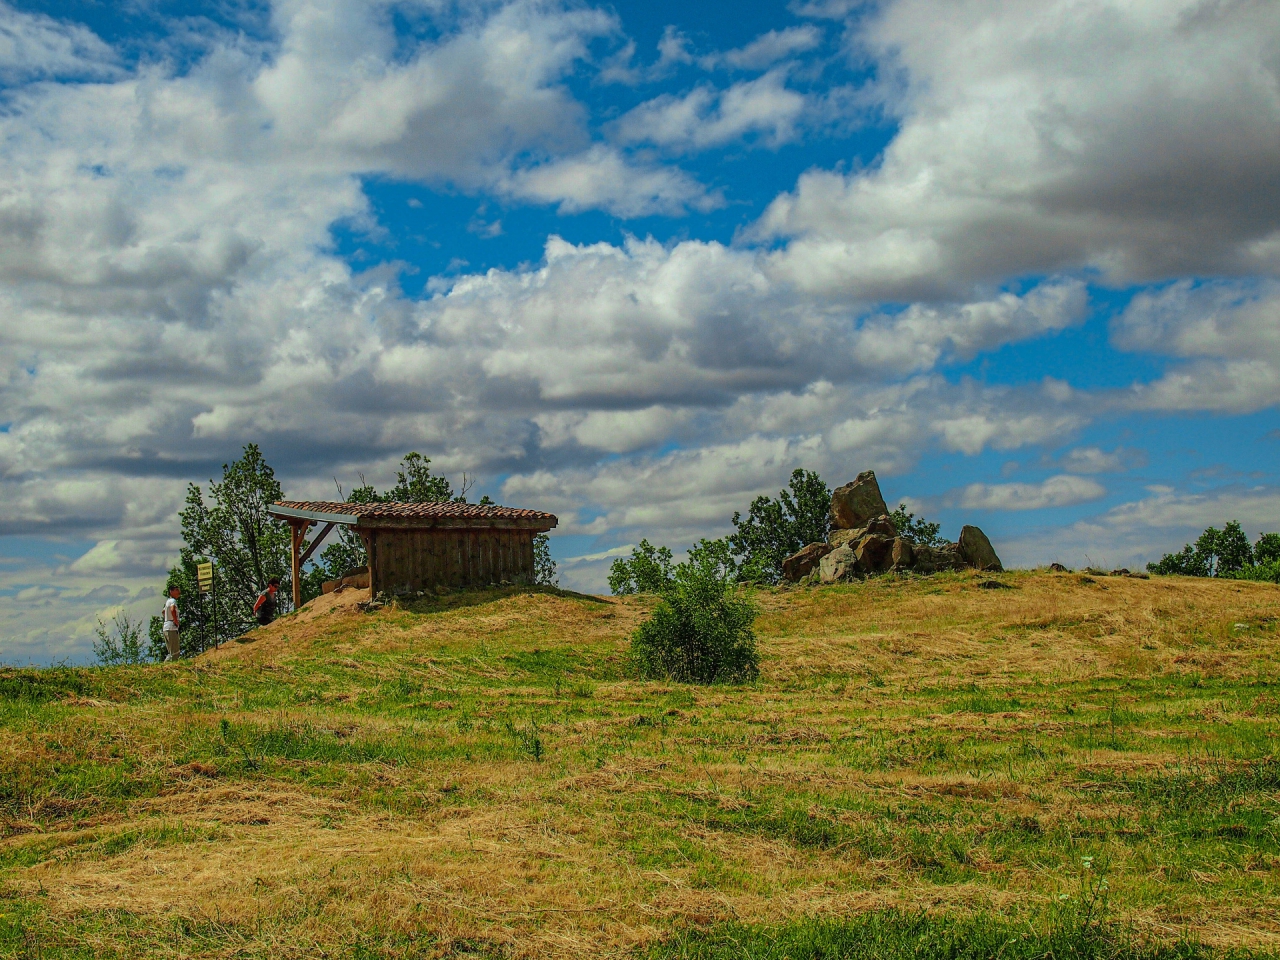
92,611 -> 147,666
1254,533 -> 1280,565
889,504 -> 944,546
728,469 -> 831,584
389,451 -> 456,503
609,539 -> 676,595
1148,521 -> 1256,577
630,540 -> 759,685
155,444 -> 292,652
1223,530 -> 1280,584
533,533 -> 558,586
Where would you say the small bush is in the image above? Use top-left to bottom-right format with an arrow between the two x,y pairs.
1225,560 -> 1280,584
630,541 -> 759,685
93,612 -> 149,666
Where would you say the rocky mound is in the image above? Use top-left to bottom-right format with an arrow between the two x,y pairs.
781,470 -> 1002,583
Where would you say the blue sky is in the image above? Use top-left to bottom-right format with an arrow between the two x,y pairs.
1,0 -> 1278,663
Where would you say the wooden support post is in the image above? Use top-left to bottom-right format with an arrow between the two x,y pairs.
290,520 -> 312,612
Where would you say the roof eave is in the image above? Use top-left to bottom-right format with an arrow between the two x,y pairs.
267,504 -> 360,525
356,516 -> 558,532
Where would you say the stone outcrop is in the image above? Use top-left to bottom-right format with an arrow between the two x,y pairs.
911,542 -> 965,573
829,514 -> 896,548
830,471 -> 889,530
958,525 -> 1002,572
782,542 -> 833,582
819,545 -> 857,583
784,469 -> 1003,583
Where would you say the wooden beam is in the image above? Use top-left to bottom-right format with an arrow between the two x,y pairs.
297,521 -> 337,568
290,520 -> 311,611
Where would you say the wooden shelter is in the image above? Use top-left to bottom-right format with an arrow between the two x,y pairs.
267,501 -> 558,609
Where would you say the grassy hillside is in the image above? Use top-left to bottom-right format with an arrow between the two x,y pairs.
2,570 -> 1279,958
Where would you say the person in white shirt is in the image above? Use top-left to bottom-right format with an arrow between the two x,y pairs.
162,585 -> 181,661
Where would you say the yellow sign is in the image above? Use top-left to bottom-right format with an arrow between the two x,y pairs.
197,562 -> 214,593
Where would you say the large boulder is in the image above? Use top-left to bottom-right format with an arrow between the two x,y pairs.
958,525 -> 1003,571
782,542 -> 834,582
890,537 -> 915,570
828,514 -> 896,548
853,534 -> 895,573
913,542 -> 965,573
819,545 -> 858,583
830,471 -> 889,530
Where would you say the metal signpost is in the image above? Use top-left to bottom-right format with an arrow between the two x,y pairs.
197,562 -> 216,650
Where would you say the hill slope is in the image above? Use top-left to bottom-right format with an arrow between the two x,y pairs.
2,571 -> 1279,958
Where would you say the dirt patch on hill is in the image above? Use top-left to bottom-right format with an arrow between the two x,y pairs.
199,586 -> 372,664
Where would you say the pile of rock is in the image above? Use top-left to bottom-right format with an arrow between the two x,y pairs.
781,470 -> 1003,584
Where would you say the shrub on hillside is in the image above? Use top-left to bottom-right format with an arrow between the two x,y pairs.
1226,561 -> 1280,584
630,539 -> 759,685
1228,531 -> 1280,583
92,612 -> 149,666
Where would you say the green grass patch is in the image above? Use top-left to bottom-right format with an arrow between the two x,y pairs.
645,910 -> 1268,960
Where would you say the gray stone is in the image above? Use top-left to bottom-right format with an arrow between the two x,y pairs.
819,545 -> 858,583
958,525 -> 1002,571
827,514 -> 896,549
891,537 -> 914,570
830,471 -> 889,530
782,542 -> 834,582
913,542 -> 964,573
828,527 -> 861,549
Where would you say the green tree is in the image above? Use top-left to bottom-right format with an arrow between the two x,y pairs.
387,451 -> 455,503
728,469 -> 831,584
163,444 -> 294,647
1256,532 -> 1280,565
609,539 -> 676,595
1223,530 -> 1280,584
630,541 -> 759,685
533,534 -> 557,586
1149,520 -> 1254,577
889,504 -> 944,546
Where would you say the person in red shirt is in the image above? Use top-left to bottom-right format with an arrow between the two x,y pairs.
253,577 -> 280,626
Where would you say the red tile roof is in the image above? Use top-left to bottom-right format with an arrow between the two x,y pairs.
270,500 -> 557,526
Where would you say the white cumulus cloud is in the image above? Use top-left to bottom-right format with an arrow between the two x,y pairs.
952,474 -> 1106,511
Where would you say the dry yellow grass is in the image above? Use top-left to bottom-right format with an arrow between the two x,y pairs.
2,571 -> 1278,958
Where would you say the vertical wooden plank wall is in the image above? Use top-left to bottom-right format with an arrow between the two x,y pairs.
370,527 -> 537,595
